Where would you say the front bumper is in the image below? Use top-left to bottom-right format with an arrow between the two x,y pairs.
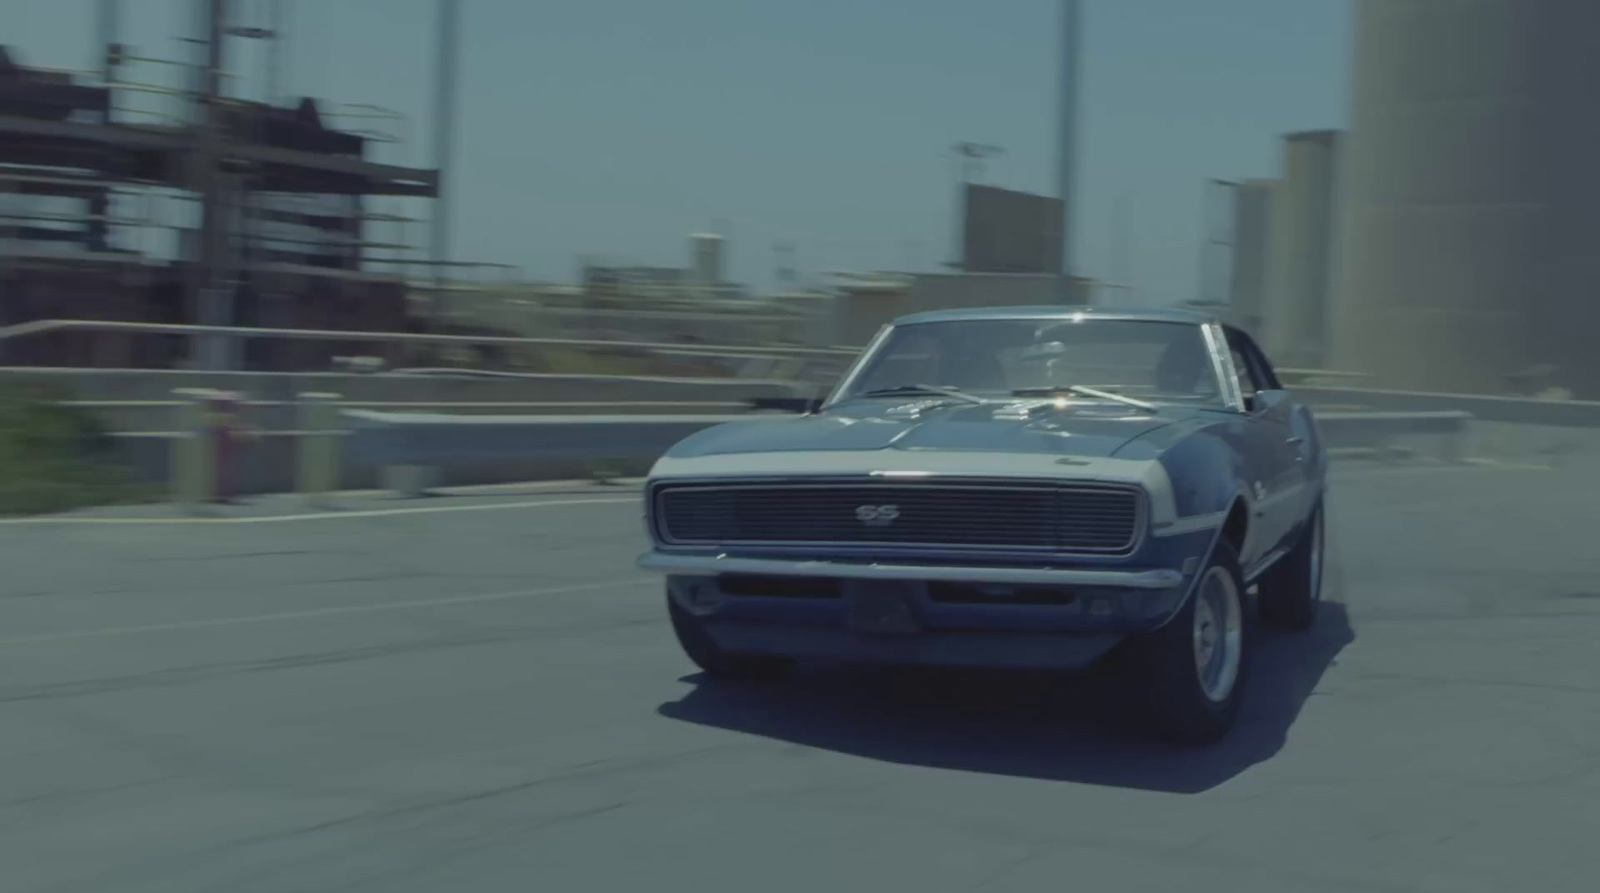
637,552 -> 1183,589
638,551 -> 1195,671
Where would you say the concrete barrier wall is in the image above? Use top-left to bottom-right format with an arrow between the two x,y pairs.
3,367 -> 814,436
1298,386 -> 1600,428
111,429 -> 665,496
108,412 -> 792,496
1467,421 -> 1600,466
85,377 -> 1600,498
0,367 -> 813,406
109,409 -> 1562,498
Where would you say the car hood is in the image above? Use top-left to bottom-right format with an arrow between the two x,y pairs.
669,398 -> 1196,460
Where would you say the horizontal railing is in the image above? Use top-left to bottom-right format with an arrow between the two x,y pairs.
0,319 -> 860,362
1295,385 -> 1600,428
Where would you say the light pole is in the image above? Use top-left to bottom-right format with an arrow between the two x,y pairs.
97,0 -> 119,89
1057,0 -> 1083,296
431,0 -> 461,289
262,0 -> 287,104
192,0 -> 232,370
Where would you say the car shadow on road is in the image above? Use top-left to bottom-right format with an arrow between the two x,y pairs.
657,601 -> 1355,794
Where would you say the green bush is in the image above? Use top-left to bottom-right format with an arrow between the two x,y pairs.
0,384 -> 140,516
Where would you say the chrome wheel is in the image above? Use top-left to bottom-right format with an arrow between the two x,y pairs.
1192,566 -> 1243,703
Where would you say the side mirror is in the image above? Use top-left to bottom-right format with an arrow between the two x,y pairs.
1247,389 -> 1290,413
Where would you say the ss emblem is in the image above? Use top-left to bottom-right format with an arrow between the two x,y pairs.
855,504 -> 901,526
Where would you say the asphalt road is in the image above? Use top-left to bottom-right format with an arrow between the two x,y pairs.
1,461 -> 1597,892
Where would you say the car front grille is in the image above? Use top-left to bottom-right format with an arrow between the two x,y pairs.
652,480 -> 1143,554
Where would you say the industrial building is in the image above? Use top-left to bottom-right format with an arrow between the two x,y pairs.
0,15 -> 438,371
1227,179 -> 1278,338
1329,0 -> 1600,399
1261,130 -> 1341,371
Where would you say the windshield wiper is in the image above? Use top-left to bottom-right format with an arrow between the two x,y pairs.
857,384 -> 985,405
1009,385 -> 1158,412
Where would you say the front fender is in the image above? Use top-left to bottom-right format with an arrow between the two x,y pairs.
1130,426 -> 1254,630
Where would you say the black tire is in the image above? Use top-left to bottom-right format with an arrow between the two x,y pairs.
1129,542 -> 1252,744
668,594 -> 793,680
1258,500 -> 1325,632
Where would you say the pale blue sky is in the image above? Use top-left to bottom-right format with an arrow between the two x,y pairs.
6,0 -> 1350,301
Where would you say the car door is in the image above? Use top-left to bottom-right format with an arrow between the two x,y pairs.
1223,327 -> 1306,564
1237,332 -> 1321,520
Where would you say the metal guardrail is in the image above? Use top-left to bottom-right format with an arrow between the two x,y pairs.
81,370 -> 1600,505
140,394 -> 1557,504
1296,386 -> 1600,428
334,407 -> 1479,498
1276,368 -> 1374,385
0,319 -> 860,362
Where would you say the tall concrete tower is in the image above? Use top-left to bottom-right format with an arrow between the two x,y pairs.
1263,131 -> 1341,369
1330,0 -> 1600,397
1228,179 -> 1279,339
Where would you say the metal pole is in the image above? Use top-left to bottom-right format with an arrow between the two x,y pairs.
431,0 -> 461,289
98,0 -> 120,86
948,147 -> 964,269
193,0 -> 234,369
1110,191 -> 1131,307
1057,0 -> 1083,295
264,0 -> 287,104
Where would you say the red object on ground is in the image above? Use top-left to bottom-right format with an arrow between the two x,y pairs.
208,393 -> 242,503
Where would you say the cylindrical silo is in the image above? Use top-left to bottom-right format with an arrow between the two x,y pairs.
1262,131 -> 1341,370
1228,178 -> 1279,339
1330,0 -> 1600,398
690,233 -> 725,287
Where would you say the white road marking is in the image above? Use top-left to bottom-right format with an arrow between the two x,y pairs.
0,496 -> 641,527
0,577 -> 657,648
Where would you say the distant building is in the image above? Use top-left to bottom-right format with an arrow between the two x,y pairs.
960,184 -> 1065,275
580,231 -> 744,300
1227,179 -> 1278,337
1331,0 -> 1600,397
1262,130 -> 1341,370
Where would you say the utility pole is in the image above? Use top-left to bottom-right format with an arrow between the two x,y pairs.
192,0 -> 234,370
431,0 -> 461,289
263,0 -> 287,104
1057,0 -> 1083,299
98,0 -> 120,88
1110,191 -> 1133,307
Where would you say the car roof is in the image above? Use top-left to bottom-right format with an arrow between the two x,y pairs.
891,305 -> 1218,327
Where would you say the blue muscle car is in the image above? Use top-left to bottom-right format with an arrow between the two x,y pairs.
637,307 -> 1328,743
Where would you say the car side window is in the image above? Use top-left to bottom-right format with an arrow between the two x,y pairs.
1226,329 -> 1282,391
1229,344 -> 1260,397
1216,324 -> 1280,395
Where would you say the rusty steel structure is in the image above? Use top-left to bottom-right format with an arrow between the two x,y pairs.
0,0 -> 440,371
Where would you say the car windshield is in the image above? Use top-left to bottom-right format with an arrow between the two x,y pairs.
837,318 -> 1224,406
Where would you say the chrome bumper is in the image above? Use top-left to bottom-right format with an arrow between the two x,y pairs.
635,551 -> 1184,589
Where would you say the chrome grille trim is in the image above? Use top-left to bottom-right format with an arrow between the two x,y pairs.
651,478 -> 1145,555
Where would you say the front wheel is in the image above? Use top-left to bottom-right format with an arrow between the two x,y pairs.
668,594 -> 793,681
1129,542 -> 1251,744
1259,500 -> 1325,632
